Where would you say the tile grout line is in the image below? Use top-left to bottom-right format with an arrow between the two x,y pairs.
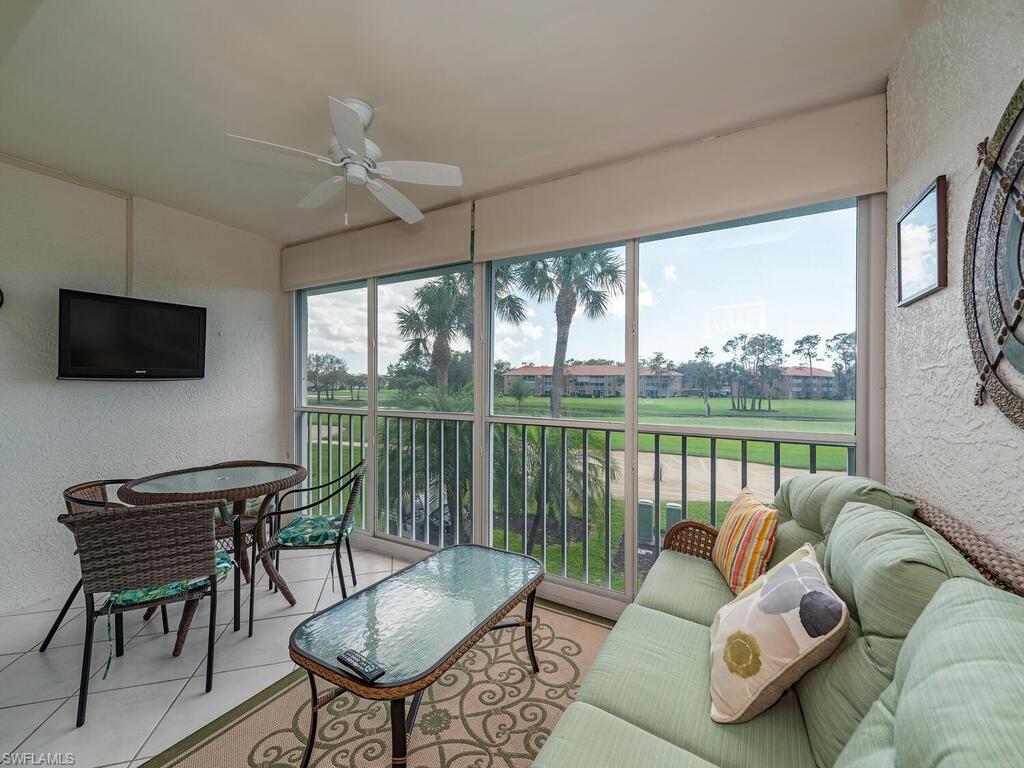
127,674 -> 190,766
129,615 -> 235,764
129,663 -> 205,763
5,551 -> 385,763
12,695 -> 72,754
131,580 -> 326,765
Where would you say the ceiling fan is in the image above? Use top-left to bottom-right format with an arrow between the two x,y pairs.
227,97 -> 462,225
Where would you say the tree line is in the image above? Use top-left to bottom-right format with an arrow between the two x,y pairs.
306,353 -> 367,403
310,247 -> 855,418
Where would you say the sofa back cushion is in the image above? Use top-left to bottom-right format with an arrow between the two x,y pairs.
768,475 -> 916,568
795,504 -> 984,767
835,578 -> 1024,767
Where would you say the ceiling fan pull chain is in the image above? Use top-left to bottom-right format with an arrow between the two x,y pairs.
345,180 -> 349,227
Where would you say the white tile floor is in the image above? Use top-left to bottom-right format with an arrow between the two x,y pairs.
0,545 -> 420,768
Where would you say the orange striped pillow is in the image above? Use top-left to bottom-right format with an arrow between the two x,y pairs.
711,488 -> 779,594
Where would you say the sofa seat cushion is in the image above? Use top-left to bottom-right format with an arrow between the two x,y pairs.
635,550 -> 735,626
836,578 -> 1024,767
578,604 -> 815,768
769,475 -> 916,567
796,504 -> 985,767
534,702 -> 718,768
276,513 -> 354,547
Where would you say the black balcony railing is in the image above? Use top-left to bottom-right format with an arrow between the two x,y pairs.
490,423 -> 625,591
633,428 -> 855,582
299,410 -> 368,529
300,409 -> 855,594
377,414 -> 474,547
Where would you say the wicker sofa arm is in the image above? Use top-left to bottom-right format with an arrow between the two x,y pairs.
662,520 -> 719,561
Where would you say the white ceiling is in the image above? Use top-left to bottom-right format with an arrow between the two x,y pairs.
0,0 -> 925,245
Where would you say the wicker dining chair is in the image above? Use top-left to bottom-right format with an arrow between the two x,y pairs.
41,480 -> 131,653
59,500 -> 226,727
247,462 -> 365,636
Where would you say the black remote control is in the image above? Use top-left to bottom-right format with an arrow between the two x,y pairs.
337,649 -> 385,682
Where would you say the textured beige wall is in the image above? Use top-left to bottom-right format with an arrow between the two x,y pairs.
886,0 -> 1024,552
0,163 -> 288,613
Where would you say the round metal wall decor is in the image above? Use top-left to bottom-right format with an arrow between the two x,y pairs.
965,80 -> 1024,428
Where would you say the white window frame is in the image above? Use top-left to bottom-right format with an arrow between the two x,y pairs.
290,196 -> 884,618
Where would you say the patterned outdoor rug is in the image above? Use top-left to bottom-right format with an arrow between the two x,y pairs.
142,603 -> 612,768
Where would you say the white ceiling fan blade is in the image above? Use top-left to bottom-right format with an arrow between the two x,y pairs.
373,161 -> 463,187
328,97 -> 366,159
367,178 -> 424,224
226,133 -> 332,165
297,177 -> 344,208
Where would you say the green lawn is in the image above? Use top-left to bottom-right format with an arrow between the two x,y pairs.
304,390 -> 852,590
490,498 -> 732,592
309,429 -> 837,592
305,394 -> 852,473
307,391 -> 854,438
495,394 -> 854,433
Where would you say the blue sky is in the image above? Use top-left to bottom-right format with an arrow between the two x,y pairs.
495,206 -> 857,369
308,205 -> 857,374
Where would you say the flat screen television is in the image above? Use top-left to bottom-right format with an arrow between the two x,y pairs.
58,289 -> 206,380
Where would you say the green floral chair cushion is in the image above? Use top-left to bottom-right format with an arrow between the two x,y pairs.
110,550 -> 233,607
276,514 -> 354,548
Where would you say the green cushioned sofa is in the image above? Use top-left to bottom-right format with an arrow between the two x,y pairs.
534,475 -> 1024,767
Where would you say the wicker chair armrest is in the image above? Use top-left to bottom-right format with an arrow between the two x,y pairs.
662,520 -> 719,561
278,461 -> 365,506
264,471 -> 362,519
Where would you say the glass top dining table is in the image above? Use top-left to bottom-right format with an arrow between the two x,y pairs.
119,462 -> 306,504
126,464 -> 301,496
118,461 -> 307,633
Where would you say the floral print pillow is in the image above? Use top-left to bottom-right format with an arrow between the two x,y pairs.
709,544 -> 848,723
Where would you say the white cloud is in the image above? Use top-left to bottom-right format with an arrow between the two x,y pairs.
306,289 -> 369,371
520,322 -> 543,340
663,264 -> 677,282
608,279 -> 654,318
493,337 -> 523,363
899,221 -> 937,297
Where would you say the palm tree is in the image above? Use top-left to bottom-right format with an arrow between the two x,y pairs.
513,249 -> 624,417
491,424 -> 620,569
377,389 -> 474,545
396,276 -> 465,388
397,267 -> 526,390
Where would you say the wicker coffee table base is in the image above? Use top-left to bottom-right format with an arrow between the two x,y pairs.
295,588 -> 540,767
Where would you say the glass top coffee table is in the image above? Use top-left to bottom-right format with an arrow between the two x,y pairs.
289,545 -> 544,767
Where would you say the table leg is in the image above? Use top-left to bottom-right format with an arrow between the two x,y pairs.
232,503 -> 243,631
525,589 -> 539,674
390,697 -> 407,766
300,670 -> 319,768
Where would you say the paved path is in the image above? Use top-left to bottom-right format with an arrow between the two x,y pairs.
612,450 -> 842,504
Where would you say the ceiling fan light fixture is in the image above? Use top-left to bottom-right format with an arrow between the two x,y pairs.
346,163 -> 368,186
